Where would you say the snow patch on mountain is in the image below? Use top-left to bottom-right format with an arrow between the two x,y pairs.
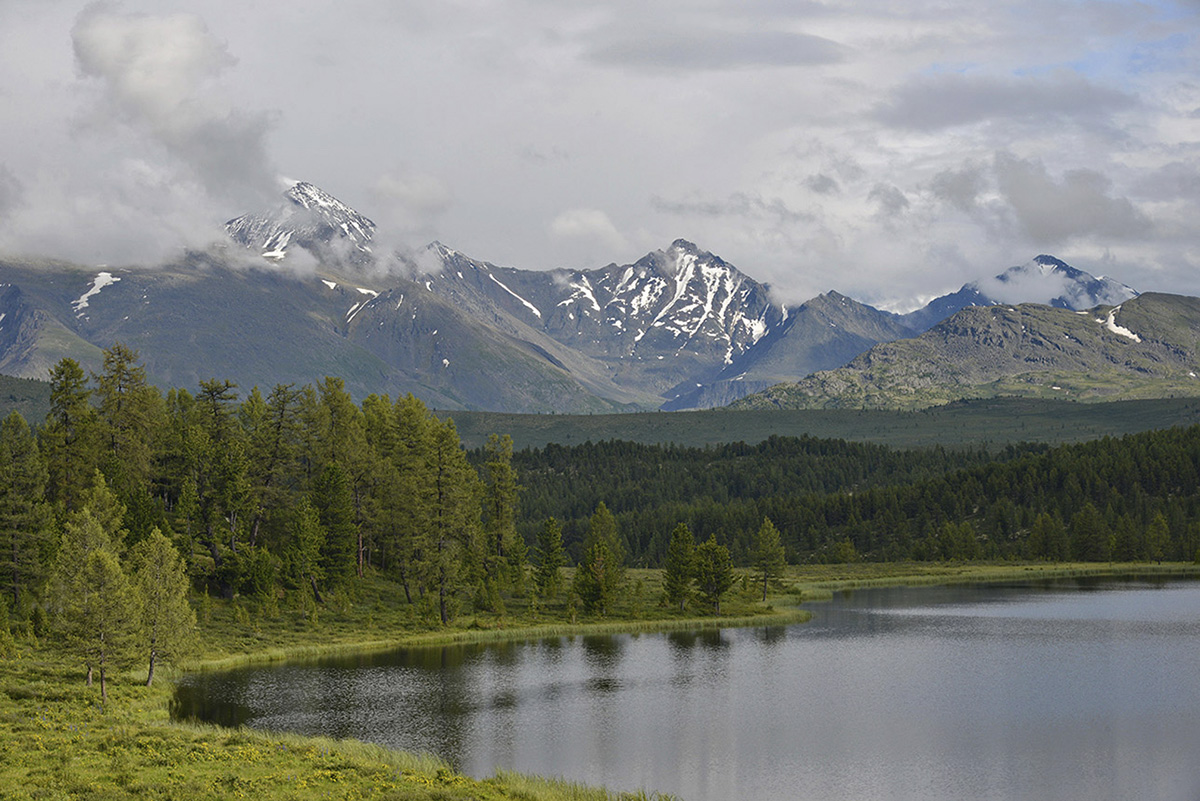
1102,308 -> 1141,342
73,271 -> 120,315
487,273 -> 542,318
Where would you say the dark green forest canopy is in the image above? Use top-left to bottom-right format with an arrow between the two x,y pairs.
493,427 -> 1200,567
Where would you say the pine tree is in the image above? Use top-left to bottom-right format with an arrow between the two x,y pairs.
533,517 -> 565,599
750,517 -> 786,602
693,535 -> 734,614
129,529 -> 196,685
482,434 -> 524,593
573,539 -> 617,615
60,548 -> 138,702
93,343 -> 163,498
40,358 -> 101,512
288,496 -> 326,602
0,412 -> 53,608
312,464 -> 356,589
663,522 -> 695,611
426,418 -> 483,624
1147,512 -> 1171,564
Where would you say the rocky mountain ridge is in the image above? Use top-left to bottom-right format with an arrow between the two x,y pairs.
0,181 -> 1169,413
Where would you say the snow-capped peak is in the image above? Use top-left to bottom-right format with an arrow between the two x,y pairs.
226,181 -> 376,263
974,255 -> 1138,310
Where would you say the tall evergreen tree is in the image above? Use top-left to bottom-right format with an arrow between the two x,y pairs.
663,522 -> 695,611
93,343 -> 162,498
315,378 -> 374,577
750,518 -> 786,602
482,434 -> 524,593
0,412 -> 52,608
287,496 -> 326,602
693,535 -> 734,614
1071,503 -> 1112,562
62,549 -> 138,702
573,539 -> 618,615
129,529 -> 195,685
427,417 -> 483,624
40,358 -> 100,512
311,464 -> 357,589
533,517 -> 565,599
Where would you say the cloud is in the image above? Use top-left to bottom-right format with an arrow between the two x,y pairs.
651,192 -> 809,224
874,72 -> 1137,131
588,28 -> 844,71
550,208 -> 625,248
1130,161 -> 1200,201
803,173 -> 839,195
365,170 -> 453,251
868,183 -> 909,219
930,164 -> 987,213
71,3 -> 277,207
993,152 -> 1153,244
0,165 -> 23,218
975,266 -> 1081,307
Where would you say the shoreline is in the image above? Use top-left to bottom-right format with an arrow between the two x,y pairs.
183,561 -> 1200,674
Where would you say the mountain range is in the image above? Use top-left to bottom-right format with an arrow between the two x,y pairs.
0,181 -> 1177,414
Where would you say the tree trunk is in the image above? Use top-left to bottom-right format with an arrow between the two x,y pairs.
310,576 -> 324,605
146,647 -> 157,686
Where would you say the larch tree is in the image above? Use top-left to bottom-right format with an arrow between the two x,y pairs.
312,463 -> 357,589
750,518 -> 786,602
129,528 -> 196,686
533,517 -> 565,599
40,358 -> 101,512
93,343 -> 163,499
663,522 -> 695,612
427,417 -> 483,624
573,539 -> 618,615
64,549 -> 138,702
0,412 -> 53,609
50,509 -> 117,685
482,434 -> 524,594
693,535 -> 734,614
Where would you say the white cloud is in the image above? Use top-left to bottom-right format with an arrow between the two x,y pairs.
0,0 -> 1197,304
550,208 -> 626,251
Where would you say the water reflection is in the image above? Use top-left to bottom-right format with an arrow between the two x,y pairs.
173,578 -> 1200,801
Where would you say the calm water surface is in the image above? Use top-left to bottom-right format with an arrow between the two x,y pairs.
174,578 -> 1200,800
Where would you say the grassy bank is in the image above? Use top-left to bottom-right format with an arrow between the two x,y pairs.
2,567 -> 795,800
4,561 -> 1193,800
778,560 -> 1200,602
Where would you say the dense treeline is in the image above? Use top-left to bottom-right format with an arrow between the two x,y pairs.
504,429 -> 1200,566
505,437 -> 1039,563
0,345 -> 540,689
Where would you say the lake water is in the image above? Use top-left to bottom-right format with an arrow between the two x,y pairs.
173,577 -> 1200,800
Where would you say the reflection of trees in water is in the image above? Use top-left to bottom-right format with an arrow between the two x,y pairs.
667,628 -> 727,653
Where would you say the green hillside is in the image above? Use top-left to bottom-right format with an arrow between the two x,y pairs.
447,396 -> 1200,450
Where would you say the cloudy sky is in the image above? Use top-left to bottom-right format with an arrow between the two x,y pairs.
0,0 -> 1197,308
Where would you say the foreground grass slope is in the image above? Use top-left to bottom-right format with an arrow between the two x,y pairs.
1,568 -> 796,800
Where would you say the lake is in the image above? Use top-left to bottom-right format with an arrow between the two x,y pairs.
173,577 -> 1200,800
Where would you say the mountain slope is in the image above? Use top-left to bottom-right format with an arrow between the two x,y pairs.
418,239 -> 789,400
662,291 -> 917,409
733,293 -> 1200,410
903,255 -> 1138,332
0,255 -> 633,413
